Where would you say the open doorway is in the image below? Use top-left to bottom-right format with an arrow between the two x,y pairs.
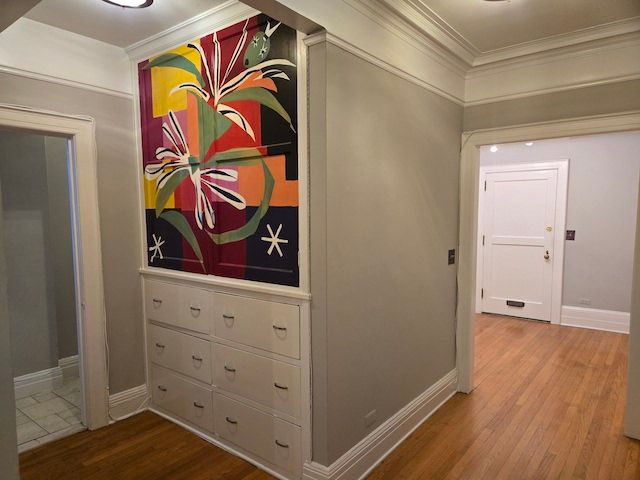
0,130 -> 85,451
475,131 -> 639,333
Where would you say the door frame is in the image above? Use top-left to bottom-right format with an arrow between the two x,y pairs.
0,104 -> 109,429
476,161 -> 569,324
456,110 -> 640,398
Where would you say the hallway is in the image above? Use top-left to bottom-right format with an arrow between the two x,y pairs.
368,314 -> 640,479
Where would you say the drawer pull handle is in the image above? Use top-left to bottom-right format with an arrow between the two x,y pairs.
155,343 -> 165,349
193,402 -> 204,409
224,365 -> 236,373
222,314 -> 235,320
152,298 -> 162,305
225,417 -> 238,425
192,355 -> 203,362
274,382 -> 289,390
190,306 -> 201,313
275,440 -> 289,449
272,325 -> 287,332
157,385 -> 167,392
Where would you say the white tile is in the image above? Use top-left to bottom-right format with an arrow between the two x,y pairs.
18,440 -> 40,453
61,391 -> 82,407
58,406 -> 82,425
36,414 -> 70,434
53,383 -> 79,397
21,397 -> 74,420
17,421 -> 47,444
33,391 -> 57,403
16,413 -> 32,426
15,396 -> 37,409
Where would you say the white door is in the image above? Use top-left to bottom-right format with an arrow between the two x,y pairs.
481,168 -> 559,321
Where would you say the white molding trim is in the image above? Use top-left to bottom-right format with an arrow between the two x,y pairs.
475,161 -> 569,325
561,306 -> 630,334
302,369 -> 458,480
0,104 -> 110,430
108,384 -> 149,422
125,0 -> 258,61
304,31 -> 464,106
474,17 -> 640,66
58,355 -> 79,379
14,367 -> 63,400
0,65 -> 133,100
456,111 -> 640,394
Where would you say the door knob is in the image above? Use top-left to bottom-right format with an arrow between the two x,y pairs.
544,250 -> 550,260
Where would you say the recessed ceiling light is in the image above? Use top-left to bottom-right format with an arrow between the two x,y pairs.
490,145 -> 499,153
102,0 -> 154,8
525,142 -> 534,146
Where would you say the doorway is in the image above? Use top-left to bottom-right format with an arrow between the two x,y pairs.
0,130 -> 85,450
456,112 -> 640,440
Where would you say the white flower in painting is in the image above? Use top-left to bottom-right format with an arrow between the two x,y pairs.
144,110 -> 246,230
260,223 -> 288,257
148,234 -> 165,262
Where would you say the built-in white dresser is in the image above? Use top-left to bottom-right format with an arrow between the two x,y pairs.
142,275 -> 310,480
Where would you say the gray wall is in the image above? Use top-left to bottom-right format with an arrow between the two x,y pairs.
310,42 -> 462,465
464,79 -> 640,132
0,131 -> 60,376
0,181 -> 19,480
0,73 -> 144,394
45,136 -> 78,360
480,132 -> 640,312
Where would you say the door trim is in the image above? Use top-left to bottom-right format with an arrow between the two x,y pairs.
476,161 -> 569,324
456,110 -> 640,399
0,104 -> 109,429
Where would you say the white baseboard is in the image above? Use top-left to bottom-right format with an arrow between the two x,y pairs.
108,384 -> 149,422
561,306 -> 630,334
14,366 -> 63,399
58,355 -> 79,379
302,369 -> 458,480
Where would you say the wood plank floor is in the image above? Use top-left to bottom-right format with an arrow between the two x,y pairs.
19,314 -> 640,479
368,314 -> 640,479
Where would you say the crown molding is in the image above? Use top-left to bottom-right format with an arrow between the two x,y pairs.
344,0 -> 469,76
474,16 -> 640,65
125,0 -> 258,61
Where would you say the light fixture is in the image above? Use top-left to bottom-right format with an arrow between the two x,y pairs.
102,0 -> 153,8
490,145 -> 499,153
525,142 -> 534,146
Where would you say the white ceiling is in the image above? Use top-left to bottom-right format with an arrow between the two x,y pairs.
421,0 -> 640,53
24,0 -> 229,48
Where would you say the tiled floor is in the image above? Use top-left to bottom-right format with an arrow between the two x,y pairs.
15,377 -> 85,452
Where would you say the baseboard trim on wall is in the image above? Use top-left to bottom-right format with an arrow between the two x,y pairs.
58,355 -> 79,379
108,384 -> 149,422
14,366 -> 64,399
302,369 -> 458,480
561,306 -> 630,334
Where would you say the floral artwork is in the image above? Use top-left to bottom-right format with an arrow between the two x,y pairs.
139,15 -> 299,287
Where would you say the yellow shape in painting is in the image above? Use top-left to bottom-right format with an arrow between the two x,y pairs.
144,177 -> 174,210
151,43 -> 203,118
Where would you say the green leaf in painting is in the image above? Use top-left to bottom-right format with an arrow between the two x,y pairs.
144,54 -> 206,89
190,92 -> 232,163
209,158 -> 274,245
220,88 -> 295,132
201,147 -> 265,170
159,210 -> 204,263
155,169 -> 189,217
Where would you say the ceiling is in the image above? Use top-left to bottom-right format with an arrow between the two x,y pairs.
24,0 -> 229,48
421,0 -> 640,53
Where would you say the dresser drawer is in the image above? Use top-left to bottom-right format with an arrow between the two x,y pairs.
152,366 -> 214,432
213,294 -> 300,359
215,394 -> 301,477
146,280 -> 212,334
214,344 -> 301,419
149,325 -> 212,384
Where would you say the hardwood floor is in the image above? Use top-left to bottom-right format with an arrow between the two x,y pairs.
367,314 -> 640,479
19,315 -> 640,479
19,411 -> 275,480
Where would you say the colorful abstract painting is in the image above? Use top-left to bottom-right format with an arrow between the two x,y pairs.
139,15 -> 299,287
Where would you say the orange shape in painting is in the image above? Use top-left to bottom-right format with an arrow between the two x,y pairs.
238,155 -> 298,207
